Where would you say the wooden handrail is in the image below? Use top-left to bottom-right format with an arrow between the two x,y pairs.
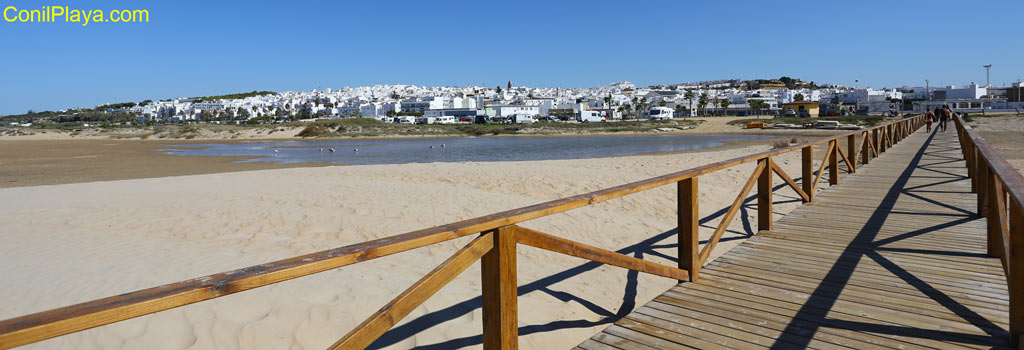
952,114 -> 1024,347
330,233 -> 494,349
515,226 -> 689,281
0,115 -> 925,349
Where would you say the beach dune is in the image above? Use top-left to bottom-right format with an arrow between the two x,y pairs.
0,143 -> 824,349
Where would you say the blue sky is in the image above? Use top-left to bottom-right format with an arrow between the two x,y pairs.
1,0 -> 1021,115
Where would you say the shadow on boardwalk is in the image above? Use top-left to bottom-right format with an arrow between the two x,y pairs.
369,175 -> 802,348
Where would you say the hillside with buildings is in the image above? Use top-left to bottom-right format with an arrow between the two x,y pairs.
4,79 -> 1022,128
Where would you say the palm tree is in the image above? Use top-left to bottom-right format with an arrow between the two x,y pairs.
684,89 -> 695,116
721,99 -> 731,116
698,93 -> 709,116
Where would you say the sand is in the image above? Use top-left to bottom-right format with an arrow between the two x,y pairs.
0,138 -> 842,349
0,139 -> 332,188
969,115 -> 1024,172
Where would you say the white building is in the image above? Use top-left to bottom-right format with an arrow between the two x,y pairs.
484,105 -> 541,117
936,83 -> 987,100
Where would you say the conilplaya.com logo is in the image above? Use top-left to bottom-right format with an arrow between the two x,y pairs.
4,5 -> 148,26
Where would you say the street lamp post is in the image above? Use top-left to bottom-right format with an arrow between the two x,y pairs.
984,65 -> 992,87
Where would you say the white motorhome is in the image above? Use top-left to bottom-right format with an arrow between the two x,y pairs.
394,116 -> 416,124
648,107 -> 674,120
434,116 -> 456,124
577,110 -> 605,123
507,114 -> 536,124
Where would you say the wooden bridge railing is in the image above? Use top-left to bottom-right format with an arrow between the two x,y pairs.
952,115 -> 1024,347
0,115 -> 925,349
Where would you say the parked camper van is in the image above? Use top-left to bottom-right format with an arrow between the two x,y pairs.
577,110 -> 605,123
394,116 -> 416,124
434,116 -> 456,124
507,114 -> 536,124
648,107 -> 674,120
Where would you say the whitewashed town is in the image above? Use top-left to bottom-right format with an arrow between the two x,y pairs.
80,78 -> 1024,125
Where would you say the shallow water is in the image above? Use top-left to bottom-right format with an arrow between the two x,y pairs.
160,134 -> 772,165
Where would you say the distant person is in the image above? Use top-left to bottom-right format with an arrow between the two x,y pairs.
938,105 -> 950,132
925,111 -> 935,132
944,105 -> 956,130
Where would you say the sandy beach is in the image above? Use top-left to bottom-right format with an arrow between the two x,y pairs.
1,115 -> 1020,349
0,136 -> 836,349
968,115 -> 1024,172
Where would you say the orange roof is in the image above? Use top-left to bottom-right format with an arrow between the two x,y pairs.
782,101 -> 819,105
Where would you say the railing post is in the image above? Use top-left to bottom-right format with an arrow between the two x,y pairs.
758,157 -> 773,232
969,143 -> 978,193
873,128 -> 880,154
678,178 -> 699,282
979,160 -> 989,218
1010,199 -> 1023,347
802,146 -> 814,202
829,140 -> 839,186
880,126 -> 888,152
482,225 -> 517,350
861,131 -> 870,165
987,176 -> 1004,258
847,134 -> 857,173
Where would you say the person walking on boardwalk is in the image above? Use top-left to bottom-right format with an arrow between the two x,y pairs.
937,105 -> 950,132
943,105 -> 955,132
925,111 -> 935,132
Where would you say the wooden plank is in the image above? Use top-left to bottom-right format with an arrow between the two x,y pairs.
1011,199 -> 1024,347
678,178 -> 699,281
871,129 -> 880,157
588,333 -> 660,350
771,160 -> 809,202
516,226 -> 688,281
329,233 -> 493,349
482,225 -> 518,350
836,140 -> 855,174
698,161 -> 765,265
802,146 -> 814,202
582,128 -> 1012,350
988,177 -> 1009,263
758,157 -> 773,232
828,140 -> 839,185
602,322 -> 713,350
659,287 -> 975,350
811,142 -> 832,194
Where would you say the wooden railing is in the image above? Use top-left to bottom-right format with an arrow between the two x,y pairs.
952,115 -> 1024,347
0,115 -> 925,349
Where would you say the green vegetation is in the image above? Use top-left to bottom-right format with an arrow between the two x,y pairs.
293,118 -> 701,138
727,115 -> 893,127
190,91 -> 276,102
96,102 -> 138,110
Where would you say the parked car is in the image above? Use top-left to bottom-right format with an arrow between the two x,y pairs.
736,111 -> 749,117
798,110 -> 811,118
783,108 -> 797,117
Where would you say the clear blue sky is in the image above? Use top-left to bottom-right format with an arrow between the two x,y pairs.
1,0 -> 1021,115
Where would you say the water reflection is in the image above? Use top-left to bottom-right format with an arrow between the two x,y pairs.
160,134 -> 771,165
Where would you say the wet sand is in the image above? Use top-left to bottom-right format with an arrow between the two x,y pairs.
0,139 -> 330,188
0,136 -> 796,188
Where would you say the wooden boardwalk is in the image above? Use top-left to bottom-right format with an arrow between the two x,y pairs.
578,129 -> 1012,349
